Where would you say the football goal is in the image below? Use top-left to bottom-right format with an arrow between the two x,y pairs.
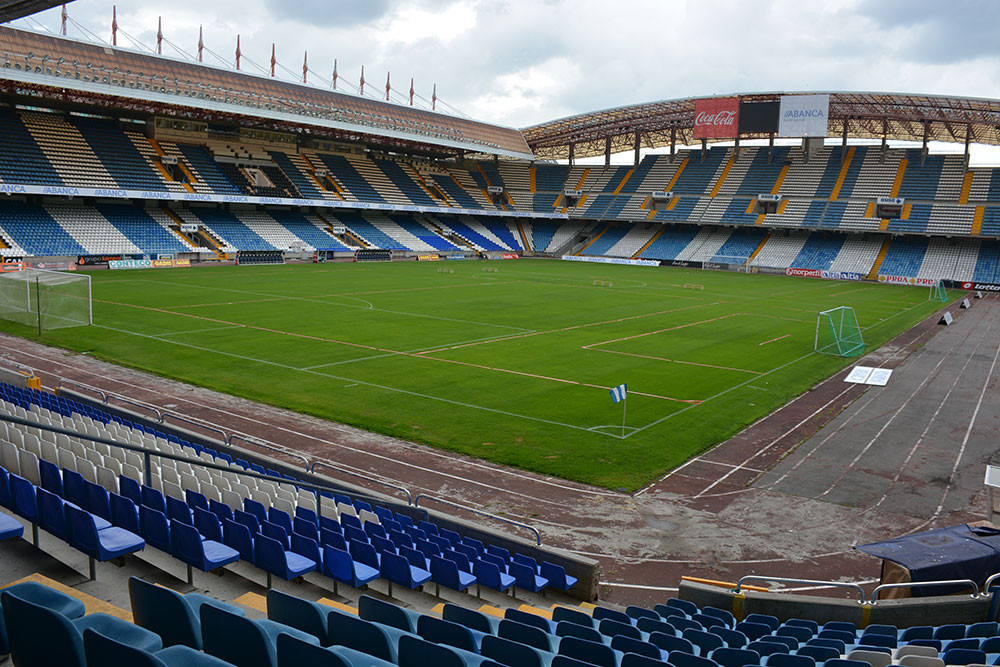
0,268 -> 92,331
929,280 -> 949,302
815,306 -> 864,357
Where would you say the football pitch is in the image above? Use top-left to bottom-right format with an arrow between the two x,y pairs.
0,259 -> 956,490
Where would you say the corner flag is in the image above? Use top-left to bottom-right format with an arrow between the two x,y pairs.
610,383 -> 627,404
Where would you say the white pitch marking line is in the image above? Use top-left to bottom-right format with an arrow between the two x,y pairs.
157,324 -> 244,337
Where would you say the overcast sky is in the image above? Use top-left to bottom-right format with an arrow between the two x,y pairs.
13,0 -> 1000,161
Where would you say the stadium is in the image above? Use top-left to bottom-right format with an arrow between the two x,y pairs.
0,1 -> 998,666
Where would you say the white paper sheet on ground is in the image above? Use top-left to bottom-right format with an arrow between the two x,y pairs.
845,366 -> 874,384
866,368 -> 893,386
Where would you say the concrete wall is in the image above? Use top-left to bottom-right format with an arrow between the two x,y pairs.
681,580 -> 990,627
58,388 -> 600,599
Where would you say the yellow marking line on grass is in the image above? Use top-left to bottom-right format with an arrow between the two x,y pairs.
758,334 -> 791,346
94,299 -> 700,404
418,302 -> 723,355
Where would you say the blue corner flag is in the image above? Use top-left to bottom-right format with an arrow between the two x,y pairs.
610,383 -> 627,404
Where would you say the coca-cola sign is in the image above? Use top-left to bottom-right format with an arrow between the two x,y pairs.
693,97 -> 740,139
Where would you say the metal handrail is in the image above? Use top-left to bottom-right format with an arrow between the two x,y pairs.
871,579 -> 979,602
983,572 -> 1000,594
229,433 -> 309,468
106,395 -> 162,422
0,358 -> 35,377
0,412 -> 340,497
160,412 -> 228,443
311,461 -> 412,505
735,576 -> 866,602
414,493 -> 541,545
57,379 -> 108,404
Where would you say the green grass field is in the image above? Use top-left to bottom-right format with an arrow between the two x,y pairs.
0,259 -> 955,490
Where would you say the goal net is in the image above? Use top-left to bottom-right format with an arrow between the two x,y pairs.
929,280 -> 949,303
0,269 -> 92,330
815,306 -> 864,357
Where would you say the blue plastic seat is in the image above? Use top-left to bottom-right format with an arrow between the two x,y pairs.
129,577 -> 245,650
703,606 -> 736,629
261,521 -> 290,549
936,625 -> 967,640
268,506 -> 293,535
640,617 -> 679,639
185,489 -> 209,513
38,459 -> 63,497
110,493 -> 140,534
600,617 -> 642,640
693,612 -> 727,630
254,533 -> 316,584
626,605 -> 661,623
9,473 -> 37,523
825,621 -> 859,636
787,619 -> 819,634
737,622 -> 772,641
612,634 -> 663,660
509,561 -> 548,593
200,603 -> 320,667
85,480 -> 112,520
507,607 -> 556,633
83,628 -> 235,667
418,615 -> 484,653
66,504 -> 145,576
748,641 -> 785,658
498,619 -> 556,653
482,633 -> 552,667
716,627 -> 749,648
777,625 -> 813,643
244,497 -> 268,524
293,516 -> 319,541
593,605 -> 633,625
967,622 -> 999,639
670,650 -> 718,667
443,603 -> 501,635
327,606 -> 413,662
63,470 -> 88,508
349,539 -> 381,570
323,545 -> 379,592
194,507 -> 223,542
553,605 -> 595,629
0,509 -> 23,541
560,636 -> 622,667
2,589 -> 161,667
209,499 -> 234,524
358,594 -> 421,633
685,628 -> 724,655
381,550 -> 431,594
0,467 -> 11,509
223,518 -> 255,562
557,620 -> 606,643
141,485 -> 166,514
900,626 -> 933,641
430,554 -> 476,594
0,580 -> 86,655
761,636 -> 797,652
651,630 -> 697,655
274,634 -> 357,667
36,487 -> 69,539
119,475 -> 141,506
666,599 -> 699,615
941,648 -> 987,665
139,505 -> 172,552
796,645 -> 839,662
806,638 -> 845,653
166,496 -> 193,525
767,653 -> 815,667
265,588 -> 333,645
170,519 -> 240,575
397,634 -> 484,667
235,509 -> 261,535
713,646 -> 761,667
858,633 -> 896,649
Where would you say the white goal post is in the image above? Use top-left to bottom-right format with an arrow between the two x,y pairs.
0,268 -> 92,330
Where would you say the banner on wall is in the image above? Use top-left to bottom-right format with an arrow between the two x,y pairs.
778,94 -> 830,137
693,97 -> 740,139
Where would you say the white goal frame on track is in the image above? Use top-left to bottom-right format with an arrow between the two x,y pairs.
0,268 -> 92,330
815,306 -> 865,357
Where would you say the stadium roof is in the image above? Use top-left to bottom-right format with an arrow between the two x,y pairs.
0,0 -> 66,23
0,26 -> 533,160
524,92 -> 1000,161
